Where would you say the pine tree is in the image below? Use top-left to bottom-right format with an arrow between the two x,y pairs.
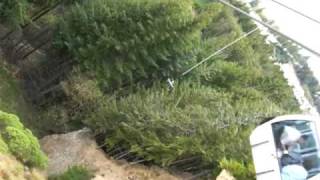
0,0 -> 29,28
54,0 -> 217,90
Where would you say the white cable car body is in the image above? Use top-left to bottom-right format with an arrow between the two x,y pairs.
250,115 -> 320,180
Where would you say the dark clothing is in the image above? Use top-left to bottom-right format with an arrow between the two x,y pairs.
281,151 -> 303,166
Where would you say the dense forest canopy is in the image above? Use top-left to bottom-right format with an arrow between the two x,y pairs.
53,0 -> 213,89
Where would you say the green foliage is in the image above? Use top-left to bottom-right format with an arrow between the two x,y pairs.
191,49 -> 298,112
230,0 -> 257,32
190,3 -> 299,112
83,82 -> 285,168
42,74 -> 287,174
49,166 -> 93,180
254,67 -> 300,111
54,0 -> 217,90
0,110 -> 47,169
0,111 -> 24,129
39,72 -> 104,133
37,1 -> 299,177
3,127 -> 48,168
0,0 -> 29,28
196,60 -> 260,89
0,0 -> 302,180
0,136 -> 9,153
219,158 -> 255,180
297,65 -> 319,92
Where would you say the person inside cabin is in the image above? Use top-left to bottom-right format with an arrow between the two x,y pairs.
280,126 -> 305,152
279,126 -> 308,180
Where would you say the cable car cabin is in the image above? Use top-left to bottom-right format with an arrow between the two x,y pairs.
250,115 -> 320,180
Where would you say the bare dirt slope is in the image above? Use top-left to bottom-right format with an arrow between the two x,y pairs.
0,154 -> 45,180
40,128 -> 189,180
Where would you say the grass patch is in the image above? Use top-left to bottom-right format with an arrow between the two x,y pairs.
49,166 -> 93,180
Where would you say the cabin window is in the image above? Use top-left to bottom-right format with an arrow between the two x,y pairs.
272,120 -> 320,179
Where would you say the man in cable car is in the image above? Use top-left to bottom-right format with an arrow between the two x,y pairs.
251,116 -> 320,180
278,126 -> 308,179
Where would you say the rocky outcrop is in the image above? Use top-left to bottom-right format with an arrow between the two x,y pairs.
40,128 -> 186,180
216,170 -> 236,180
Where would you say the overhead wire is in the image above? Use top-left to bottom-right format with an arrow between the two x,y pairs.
181,27 -> 259,76
167,27 -> 258,88
168,0 -> 320,88
270,0 -> 320,25
217,0 -> 320,57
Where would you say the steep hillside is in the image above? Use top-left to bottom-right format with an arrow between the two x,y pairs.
41,129 -> 189,180
0,0 -> 301,179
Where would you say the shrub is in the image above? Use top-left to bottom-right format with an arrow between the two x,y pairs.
0,110 -> 48,169
3,127 -> 48,168
38,73 -> 104,133
0,136 -> 9,153
0,111 -> 24,129
219,158 -> 255,180
49,166 -> 93,180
